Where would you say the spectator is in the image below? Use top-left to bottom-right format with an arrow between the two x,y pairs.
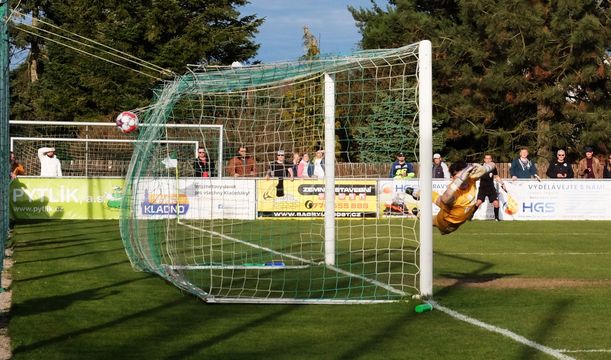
389,151 -> 415,179
266,150 -> 294,179
226,146 -> 256,177
603,154 -> 611,179
10,151 -> 25,180
313,149 -> 325,178
193,148 -> 215,177
38,147 -> 62,177
297,153 -> 314,178
432,153 -> 450,179
291,151 -> 301,178
266,150 -> 294,197
8,152 -> 24,238
577,147 -> 602,179
546,149 -> 574,179
476,154 -> 506,221
510,147 -> 539,180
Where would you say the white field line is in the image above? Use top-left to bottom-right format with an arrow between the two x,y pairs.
176,221 -> 407,297
177,221 -> 316,265
167,264 -> 310,270
557,349 -> 611,353
443,252 -> 611,256
429,300 -> 576,360
467,232 -> 606,236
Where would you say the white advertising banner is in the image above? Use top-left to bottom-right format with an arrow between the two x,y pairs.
379,179 -> 611,221
378,179 -> 448,218
497,180 -> 611,220
136,178 -> 256,220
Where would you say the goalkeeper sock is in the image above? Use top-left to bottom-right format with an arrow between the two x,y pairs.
494,207 -> 499,220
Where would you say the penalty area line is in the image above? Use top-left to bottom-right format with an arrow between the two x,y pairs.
442,252 -> 611,256
557,349 -> 611,353
429,300 -> 576,360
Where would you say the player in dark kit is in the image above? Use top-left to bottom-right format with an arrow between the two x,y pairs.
476,154 -> 506,221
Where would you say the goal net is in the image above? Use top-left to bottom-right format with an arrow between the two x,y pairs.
120,41 -> 433,303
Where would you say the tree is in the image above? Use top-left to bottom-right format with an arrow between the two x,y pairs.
350,0 -> 610,163
9,0 -> 263,122
301,26 -> 320,60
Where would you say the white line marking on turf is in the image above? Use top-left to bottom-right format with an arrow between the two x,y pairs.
558,349 -> 611,353
429,300 -> 576,360
443,252 -> 610,256
467,232 -> 606,236
177,221 -> 408,296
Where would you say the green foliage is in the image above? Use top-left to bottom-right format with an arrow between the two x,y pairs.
350,0 -> 610,162
9,220 -> 611,359
353,92 -> 443,163
353,93 -> 416,163
9,0 -> 263,122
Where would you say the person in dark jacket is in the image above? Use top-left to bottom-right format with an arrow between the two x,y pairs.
546,149 -> 574,179
193,148 -> 215,177
510,147 -> 539,180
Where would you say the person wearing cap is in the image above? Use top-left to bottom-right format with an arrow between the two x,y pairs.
266,150 -> 294,197
432,153 -> 450,179
389,151 -> 415,179
577,147 -> 601,179
546,149 -> 574,179
38,146 -> 62,177
509,147 -> 539,180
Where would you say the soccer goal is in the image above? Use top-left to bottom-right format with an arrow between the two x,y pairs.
9,120 -> 223,177
120,40 -> 433,304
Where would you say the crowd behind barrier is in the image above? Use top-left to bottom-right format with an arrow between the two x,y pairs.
7,159 -> 605,179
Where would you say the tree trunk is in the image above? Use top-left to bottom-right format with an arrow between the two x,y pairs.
536,103 -> 553,169
28,12 -> 40,83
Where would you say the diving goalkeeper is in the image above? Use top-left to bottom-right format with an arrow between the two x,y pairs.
406,160 -> 495,235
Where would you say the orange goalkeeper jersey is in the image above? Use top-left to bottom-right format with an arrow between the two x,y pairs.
433,179 -> 477,224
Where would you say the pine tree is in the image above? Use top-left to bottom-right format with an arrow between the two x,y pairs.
9,0 -> 263,122
350,0 -> 610,162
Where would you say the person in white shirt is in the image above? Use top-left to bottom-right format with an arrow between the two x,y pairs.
313,150 -> 325,178
38,147 -> 62,177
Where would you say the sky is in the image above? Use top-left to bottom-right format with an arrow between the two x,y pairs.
241,0 -> 384,63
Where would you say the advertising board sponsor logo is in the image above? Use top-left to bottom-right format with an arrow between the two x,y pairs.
141,190 -> 190,215
522,202 -> 555,213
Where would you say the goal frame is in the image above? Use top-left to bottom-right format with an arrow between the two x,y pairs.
122,40 -> 434,304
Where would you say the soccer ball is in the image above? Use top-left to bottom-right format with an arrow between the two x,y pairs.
116,111 -> 138,134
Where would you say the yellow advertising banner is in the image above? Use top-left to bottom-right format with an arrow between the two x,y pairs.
256,179 -> 378,218
9,177 -> 125,220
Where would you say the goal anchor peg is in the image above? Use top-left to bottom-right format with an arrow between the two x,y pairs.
415,303 -> 433,313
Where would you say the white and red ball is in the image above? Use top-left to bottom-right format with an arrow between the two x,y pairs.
116,111 -> 138,133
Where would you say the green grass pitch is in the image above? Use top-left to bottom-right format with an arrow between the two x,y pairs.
6,219 -> 611,359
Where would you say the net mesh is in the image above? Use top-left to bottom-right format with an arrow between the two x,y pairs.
120,43 -> 427,303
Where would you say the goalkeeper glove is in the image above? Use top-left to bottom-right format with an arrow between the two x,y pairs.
405,187 -> 420,200
468,163 -> 490,179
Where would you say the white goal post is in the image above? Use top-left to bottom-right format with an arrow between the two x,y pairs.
9,120 -> 224,177
119,40 -> 434,304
